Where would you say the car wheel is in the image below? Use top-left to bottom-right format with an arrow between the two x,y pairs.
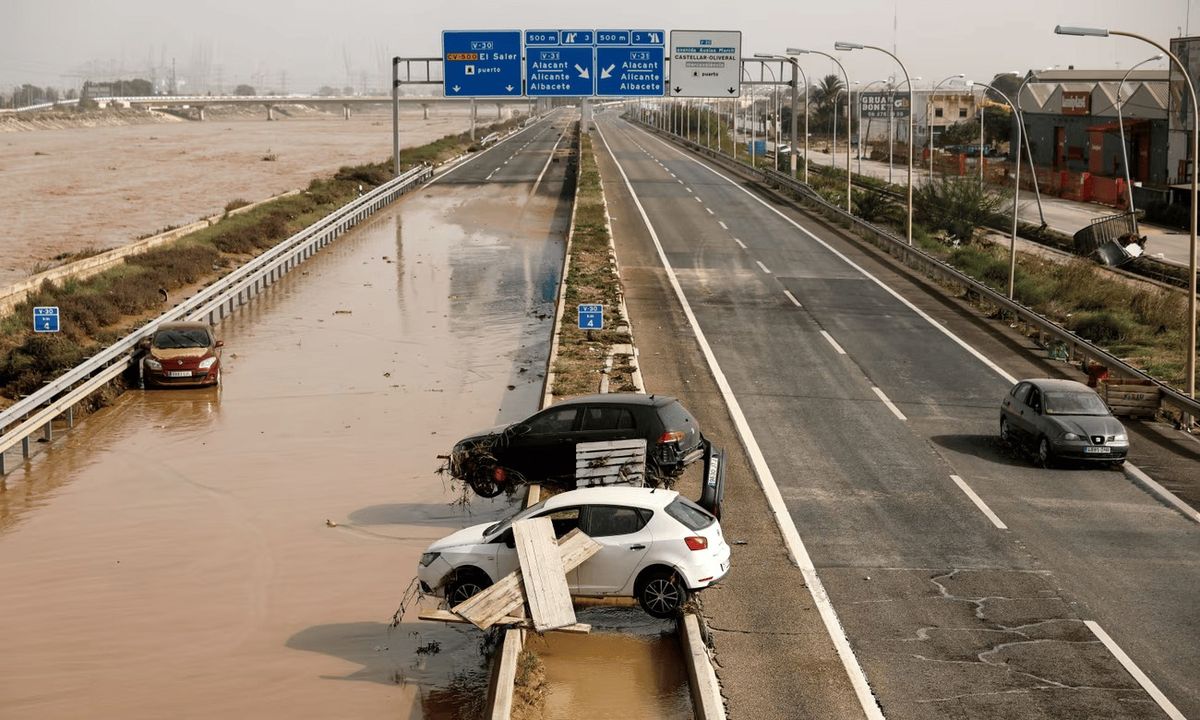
445,571 -> 491,607
999,417 -> 1012,445
637,568 -> 687,619
467,463 -> 508,498
1036,437 -> 1054,468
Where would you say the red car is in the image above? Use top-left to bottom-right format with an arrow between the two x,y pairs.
141,321 -> 223,387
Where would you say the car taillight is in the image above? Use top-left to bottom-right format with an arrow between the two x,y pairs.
685,536 -> 708,551
658,430 -> 685,445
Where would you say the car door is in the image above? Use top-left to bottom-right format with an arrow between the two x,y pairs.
504,406 -> 581,481
1020,385 -> 1046,441
575,505 -> 653,595
1002,382 -> 1031,439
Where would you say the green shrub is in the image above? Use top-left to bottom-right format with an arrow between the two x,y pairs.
914,176 -> 1006,243
0,334 -> 88,395
1068,310 -> 1135,343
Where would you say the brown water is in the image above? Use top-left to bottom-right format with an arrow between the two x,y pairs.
531,607 -> 693,720
0,169 -> 566,718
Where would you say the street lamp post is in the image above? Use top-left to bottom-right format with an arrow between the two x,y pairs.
928,73 -> 966,180
1015,71 -> 1048,227
837,40 -> 915,244
972,81 -> 1022,300
1056,24 -> 1198,404
1116,54 -> 1165,233
755,53 -> 804,179
790,48 -> 852,212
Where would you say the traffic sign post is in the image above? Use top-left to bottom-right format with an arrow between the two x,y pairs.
442,30 -> 523,97
33,306 -> 59,333
578,304 -> 604,330
668,30 -> 742,98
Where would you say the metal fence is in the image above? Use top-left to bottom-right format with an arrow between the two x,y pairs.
633,118 -> 1200,424
0,163 -> 433,474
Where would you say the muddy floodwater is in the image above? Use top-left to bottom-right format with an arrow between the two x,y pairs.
0,166 -> 565,718
531,607 -> 693,720
0,106 -> 481,285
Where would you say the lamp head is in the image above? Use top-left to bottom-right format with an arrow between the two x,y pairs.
833,41 -> 863,51
1055,25 -> 1109,37
786,47 -> 810,55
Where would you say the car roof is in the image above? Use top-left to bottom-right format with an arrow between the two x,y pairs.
549,393 -> 676,409
155,321 -> 211,332
1022,378 -> 1094,393
541,486 -> 679,511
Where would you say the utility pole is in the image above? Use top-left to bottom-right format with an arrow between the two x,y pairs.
392,56 -> 400,177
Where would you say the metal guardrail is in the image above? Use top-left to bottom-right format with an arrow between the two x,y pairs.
634,119 -> 1200,423
0,164 -> 433,472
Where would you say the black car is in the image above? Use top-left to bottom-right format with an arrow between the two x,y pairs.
448,393 -> 706,497
1000,378 -> 1129,467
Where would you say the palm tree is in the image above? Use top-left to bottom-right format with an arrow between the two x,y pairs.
811,74 -> 845,133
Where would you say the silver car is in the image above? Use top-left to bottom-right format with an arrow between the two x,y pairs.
1000,378 -> 1129,468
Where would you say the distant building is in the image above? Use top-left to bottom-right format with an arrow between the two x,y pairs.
1016,68 -> 1169,186
917,91 -> 980,146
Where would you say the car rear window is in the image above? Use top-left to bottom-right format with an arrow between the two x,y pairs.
665,496 -> 715,531
656,400 -> 695,432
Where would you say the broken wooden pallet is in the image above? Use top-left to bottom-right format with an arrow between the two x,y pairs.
417,609 -> 592,634
451,527 -> 600,630
575,438 -> 647,487
513,517 -> 577,632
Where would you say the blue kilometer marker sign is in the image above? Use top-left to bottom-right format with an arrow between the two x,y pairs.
33,306 -> 60,333
442,30 -> 523,97
578,304 -> 604,330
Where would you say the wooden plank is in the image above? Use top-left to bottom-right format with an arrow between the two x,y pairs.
490,628 -> 523,720
418,609 -> 592,634
453,529 -> 600,630
513,518 -> 577,632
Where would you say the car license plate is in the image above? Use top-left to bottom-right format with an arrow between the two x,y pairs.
1084,446 -> 1112,454
166,371 -> 192,378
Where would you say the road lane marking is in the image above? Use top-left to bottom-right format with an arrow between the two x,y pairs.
595,119 -> 885,720
532,123 -> 569,195
734,238 -> 747,249
706,207 -> 715,215
694,196 -> 702,203
718,221 -> 728,230
783,290 -> 802,307
949,475 -> 1007,529
1124,463 -> 1200,524
755,260 -> 772,274
637,126 -> 1018,385
1085,621 -> 1186,720
819,330 -> 846,355
871,386 -> 907,421
685,187 -> 693,193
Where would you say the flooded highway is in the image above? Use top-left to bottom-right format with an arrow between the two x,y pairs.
0,124 -> 570,719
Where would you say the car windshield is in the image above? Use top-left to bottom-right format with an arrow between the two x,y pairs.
483,498 -> 548,538
153,328 -> 211,349
1044,391 -> 1109,416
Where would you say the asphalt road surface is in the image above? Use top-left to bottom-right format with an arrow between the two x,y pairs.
598,110 -> 1198,720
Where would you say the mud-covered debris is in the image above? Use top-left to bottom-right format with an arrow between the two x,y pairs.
325,519 -> 338,527
333,309 -> 352,315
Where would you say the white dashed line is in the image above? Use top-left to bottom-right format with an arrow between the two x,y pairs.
718,221 -> 728,230
755,260 -> 772,274
783,290 -> 802,307
819,330 -> 846,355
677,179 -> 684,184
949,475 -> 1007,529
734,238 -> 747,249
871,386 -> 907,421
685,187 -> 693,193
706,207 -> 714,215
694,196 -> 702,203
1085,621 -> 1186,720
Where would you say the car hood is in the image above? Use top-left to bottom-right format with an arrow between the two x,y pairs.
152,347 -> 210,360
426,522 -> 492,552
456,423 -> 511,446
1048,415 -> 1124,437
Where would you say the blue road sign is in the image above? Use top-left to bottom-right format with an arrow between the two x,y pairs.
33,306 -> 59,333
596,46 -> 665,96
526,46 -> 594,96
631,30 -> 666,46
578,304 -> 603,330
525,30 -> 559,46
596,30 -> 630,45
442,30 -> 522,97
559,30 -> 594,45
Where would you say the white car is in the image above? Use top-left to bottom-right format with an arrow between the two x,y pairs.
418,486 -> 730,618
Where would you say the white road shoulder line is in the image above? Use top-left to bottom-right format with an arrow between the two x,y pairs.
949,474 -> 1008,529
1085,621 -> 1187,720
755,260 -> 772,274
718,221 -> 728,230
734,238 -> 747,249
694,196 -> 703,203
531,123 -> 568,195
685,187 -> 693,193
595,120 -> 886,720
871,386 -> 907,421
783,290 -> 802,307
1124,462 -> 1200,524
819,330 -> 846,355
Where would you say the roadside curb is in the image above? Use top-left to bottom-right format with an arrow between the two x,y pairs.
1124,462 -> 1200,524
679,612 -> 727,720
540,121 -> 580,412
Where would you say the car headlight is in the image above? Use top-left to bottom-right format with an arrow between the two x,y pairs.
198,356 -> 217,370
145,357 -> 162,371
1111,433 -> 1127,442
419,552 -> 441,567
1061,432 -> 1081,441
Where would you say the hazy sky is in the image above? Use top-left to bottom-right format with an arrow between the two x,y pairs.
0,0 -> 1187,92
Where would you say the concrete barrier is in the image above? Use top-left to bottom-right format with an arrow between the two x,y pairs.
679,612 -> 726,720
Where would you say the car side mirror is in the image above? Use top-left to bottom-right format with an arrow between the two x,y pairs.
138,337 -> 152,349
215,340 -> 224,348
